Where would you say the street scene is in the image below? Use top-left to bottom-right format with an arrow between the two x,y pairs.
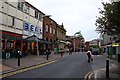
0,0 -> 120,80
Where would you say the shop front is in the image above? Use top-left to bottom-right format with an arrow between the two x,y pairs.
23,35 -> 47,55
2,31 -> 22,59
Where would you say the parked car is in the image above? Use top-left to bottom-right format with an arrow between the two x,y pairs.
92,48 -> 99,55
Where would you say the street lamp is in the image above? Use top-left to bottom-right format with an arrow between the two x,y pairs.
36,15 -> 51,56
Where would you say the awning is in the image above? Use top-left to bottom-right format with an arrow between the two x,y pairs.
56,40 -> 66,44
24,35 -> 48,43
2,34 -> 22,40
2,31 -> 23,40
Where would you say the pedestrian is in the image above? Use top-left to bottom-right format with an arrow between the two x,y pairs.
60,48 -> 64,57
86,49 -> 93,62
69,47 -> 72,55
46,48 -> 51,60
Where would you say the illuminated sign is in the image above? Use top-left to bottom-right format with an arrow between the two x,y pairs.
112,43 -> 120,47
23,21 -> 42,34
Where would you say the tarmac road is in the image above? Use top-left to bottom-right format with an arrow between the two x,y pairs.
4,52 -> 94,79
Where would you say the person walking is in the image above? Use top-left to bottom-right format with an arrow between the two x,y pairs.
46,48 -> 51,60
86,50 -> 93,62
69,47 -> 72,55
60,48 -> 64,58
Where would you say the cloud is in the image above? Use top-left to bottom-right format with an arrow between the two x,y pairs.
26,0 -> 102,41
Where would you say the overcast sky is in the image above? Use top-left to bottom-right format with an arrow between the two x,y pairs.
25,0 -> 105,41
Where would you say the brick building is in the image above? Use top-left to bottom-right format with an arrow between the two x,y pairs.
56,23 -> 67,50
43,16 -> 57,50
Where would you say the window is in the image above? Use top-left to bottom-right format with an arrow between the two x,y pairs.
50,27 -> 52,33
39,14 -> 42,21
18,2 -> 20,10
17,1 -> 23,11
12,17 -> 15,26
24,4 -> 29,13
53,29 -> 55,34
45,25 -> 48,32
35,11 -> 38,19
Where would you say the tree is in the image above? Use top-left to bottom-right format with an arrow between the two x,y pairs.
95,1 -> 120,39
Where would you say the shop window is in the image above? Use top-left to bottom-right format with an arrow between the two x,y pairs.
6,41 -> 14,49
7,42 -> 11,48
2,40 -> 4,50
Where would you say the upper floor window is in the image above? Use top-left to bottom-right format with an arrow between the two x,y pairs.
24,4 -> 29,14
17,1 -> 23,11
35,11 -> 38,19
53,29 -> 55,34
12,17 -> 15,26
50,27 -> 52,34
45,25 -> 48,32
39,14 -> 42,21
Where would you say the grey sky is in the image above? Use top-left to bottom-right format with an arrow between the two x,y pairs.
26,0 -> 104,41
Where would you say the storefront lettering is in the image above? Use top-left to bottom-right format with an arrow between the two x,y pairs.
23,21 -> 42,33
35,27 -> 38,32
24,22 -> 29,30
30,24 -> 34,32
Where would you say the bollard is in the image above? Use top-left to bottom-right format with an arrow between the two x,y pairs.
106,60 -> 109,79
18,57 -> 20,66
118,54 -> 120,63
17,51 -> 21,66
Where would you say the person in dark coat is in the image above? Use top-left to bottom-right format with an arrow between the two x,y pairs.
46,48 -> 51,60
60,48 -> 64,58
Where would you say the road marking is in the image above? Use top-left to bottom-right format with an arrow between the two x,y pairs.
88,72 -> 94,79
1,60 -> 58,78
85,66 -> 112,80
84,71 -> 92,80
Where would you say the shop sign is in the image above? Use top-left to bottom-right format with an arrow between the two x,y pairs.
112,43 -> 120,47
23,21 -> 42,34
6,53 -> 10,59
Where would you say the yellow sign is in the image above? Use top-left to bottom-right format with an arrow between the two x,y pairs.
112,43 -> 120,47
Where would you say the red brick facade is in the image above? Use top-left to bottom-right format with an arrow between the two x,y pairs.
43,16 -> 57,50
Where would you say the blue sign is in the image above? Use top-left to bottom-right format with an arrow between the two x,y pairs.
30,24 -> 34,31
24,21 -> 29,30
23,21 -> 42,34
35,26 -> 38,32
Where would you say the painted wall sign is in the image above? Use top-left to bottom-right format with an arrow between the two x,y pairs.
23,21 -> 42,38
23,21 -> 42,34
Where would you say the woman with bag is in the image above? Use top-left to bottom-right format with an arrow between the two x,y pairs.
87,50 -> 93,62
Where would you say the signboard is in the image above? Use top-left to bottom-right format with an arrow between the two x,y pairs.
23,21 -> 42,38
112,43 -> 120,47
6,53 -> 10,58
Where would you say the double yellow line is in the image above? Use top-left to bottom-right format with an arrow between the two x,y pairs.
1,60 -> 58,78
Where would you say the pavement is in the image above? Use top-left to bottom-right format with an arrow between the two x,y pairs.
0,52 -> 69,75
93,54 -> 120,80
0,52 -> 120,80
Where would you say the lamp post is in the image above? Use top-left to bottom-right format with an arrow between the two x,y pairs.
36,15 -> 51,56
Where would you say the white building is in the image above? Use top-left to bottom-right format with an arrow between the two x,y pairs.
1,0 -> 45,58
